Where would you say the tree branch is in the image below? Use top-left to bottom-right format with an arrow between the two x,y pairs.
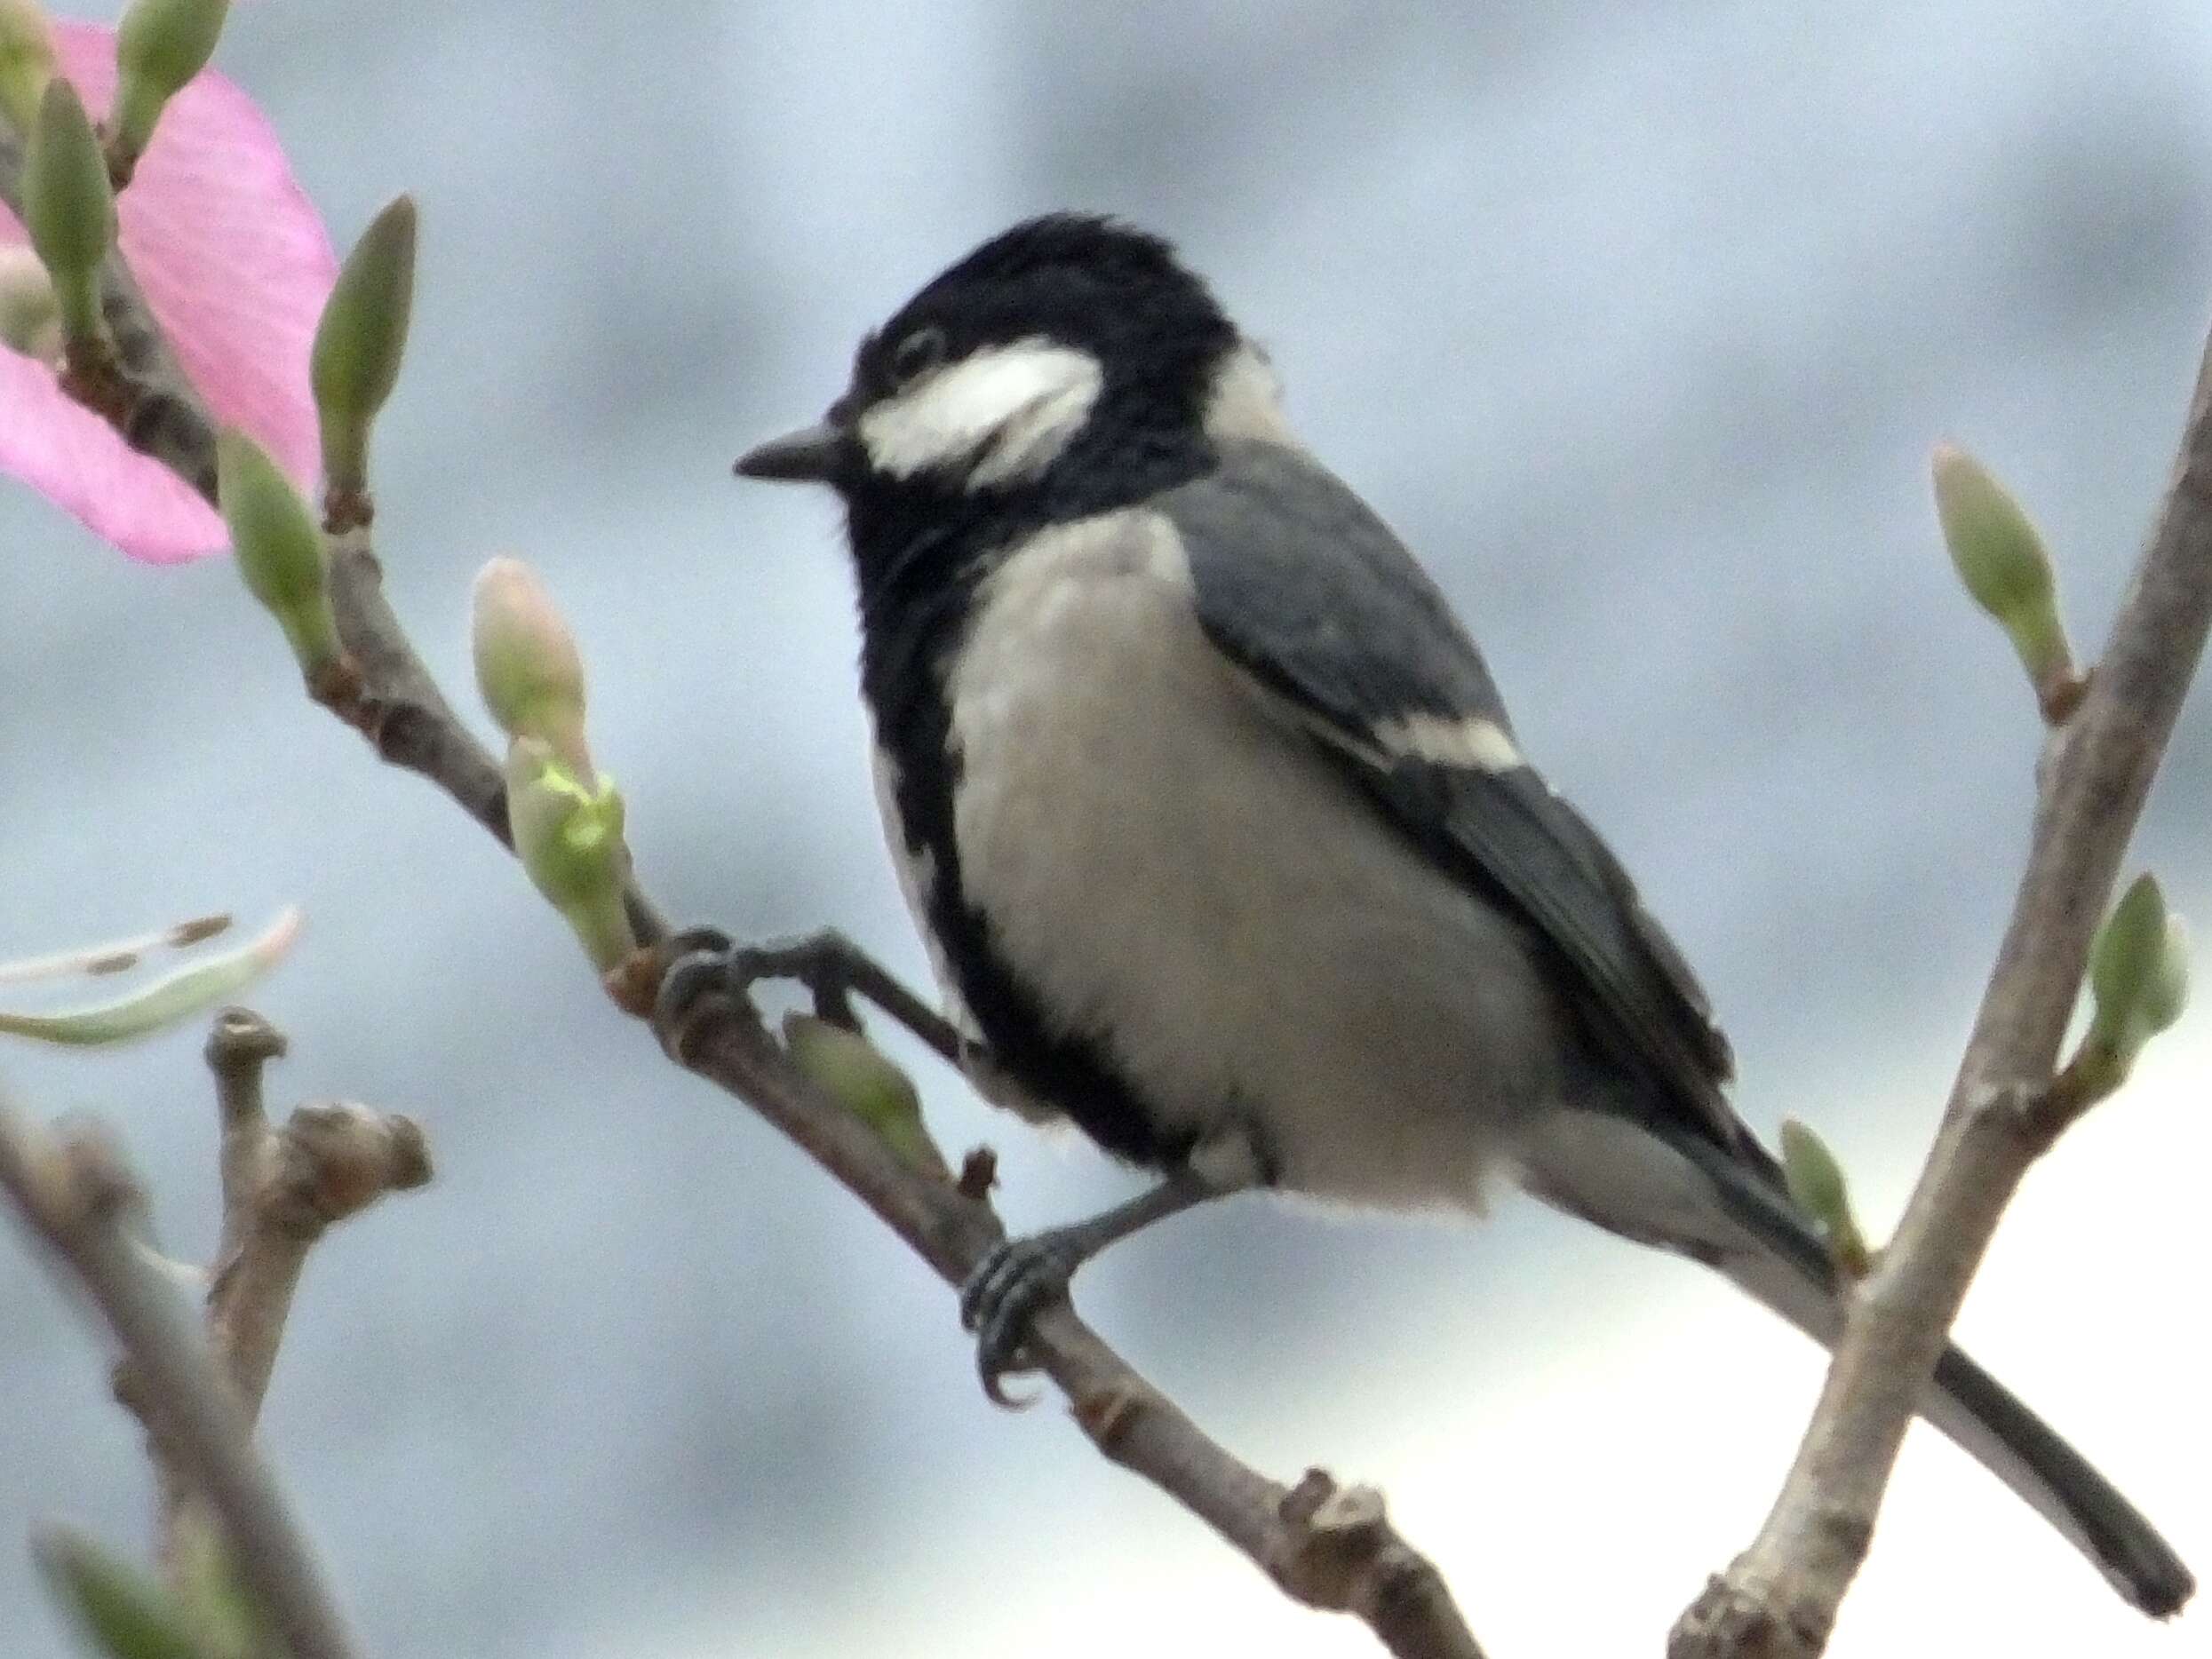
664,990 -> 1487,1659
123,1009 -> 432,1581
0,125 -> 218,503
0,143 -> 1488,1657
1670,329 -> 2212,1657
0,1101 -> 362,1659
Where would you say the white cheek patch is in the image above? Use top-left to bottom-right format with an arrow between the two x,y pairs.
858,337 -> 1104,485
1373,711 -> 1524,773
1202,339 -> 1301,448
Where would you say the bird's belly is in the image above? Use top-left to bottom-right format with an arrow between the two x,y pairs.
945,512 -> 1568,1211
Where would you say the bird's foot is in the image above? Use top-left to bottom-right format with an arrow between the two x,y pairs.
652,925 -> 875,1059
959,1229 -> 1090,1406
724,929 -> 868,1027
651,926 -> 737,1059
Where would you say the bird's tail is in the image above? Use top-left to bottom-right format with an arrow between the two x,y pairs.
1517,1108 -> 2195,1617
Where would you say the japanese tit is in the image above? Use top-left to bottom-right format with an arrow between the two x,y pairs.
730,214 -> 2191,1615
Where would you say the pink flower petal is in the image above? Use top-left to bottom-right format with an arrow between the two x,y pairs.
0,20 -> 334,563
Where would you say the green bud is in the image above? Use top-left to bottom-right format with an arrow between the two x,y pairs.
505,738 -> 635,972
0,0 -> 55,139
2086,873 -> 2190,1081
1779,1118 -> 1871,1278
0,243 -> 62,363
784,1012 -> 949,1179
110,0 -> 230,171
310,194 -> 416,497
215,428 -> 345,681
22,77 -> 114,345
472,556 -> 592,776
1933,444 -> 2052,618
35,1526 -> 209,1659
1930,443 -> 2078,710
0,908 -> 300,1047
2146,921 -> 2191,1033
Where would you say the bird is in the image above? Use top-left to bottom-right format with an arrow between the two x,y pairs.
710,211 -> 2192,1616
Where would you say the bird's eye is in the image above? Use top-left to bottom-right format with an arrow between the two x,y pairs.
887,325 -> 947,388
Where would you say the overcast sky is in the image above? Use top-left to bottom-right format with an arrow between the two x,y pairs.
5,4 -> 2210,1655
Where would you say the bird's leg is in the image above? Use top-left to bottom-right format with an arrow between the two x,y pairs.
657,934 -> 1248,1401
652,925 -> 967,1061
960,1166 -> 1233,1404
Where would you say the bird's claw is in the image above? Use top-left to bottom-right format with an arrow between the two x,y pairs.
959,1232 -> 1084,1406
654,925 -> 879,1056
735,933 -> 863,1028
650,926 -> 740,1060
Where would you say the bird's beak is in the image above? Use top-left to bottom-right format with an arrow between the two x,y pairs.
733,419 -> 847,484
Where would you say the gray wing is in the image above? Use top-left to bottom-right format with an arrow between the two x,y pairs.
1162,441 -> 1741,1147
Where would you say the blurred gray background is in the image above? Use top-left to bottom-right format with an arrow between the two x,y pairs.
5,3 -> 2210,1655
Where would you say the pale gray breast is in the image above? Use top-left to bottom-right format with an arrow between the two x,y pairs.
943,509 -> 1571,1211
864,737 -> 1064,1126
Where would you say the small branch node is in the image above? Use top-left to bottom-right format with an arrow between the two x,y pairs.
322,487 -> 374,535
205,1009 -> 288,1130
1070,1379 -> 1147,1452
955,1146 -> 999,1203
2037,666 -> 2090,725
304,653 -> 367,717
603,946 -> 664,1018
1668,1576 -> 1821,1659
1958,1077 -> 2039,1127
57,337 -> 128,424
269,1102 -> 431,1234
58,1120 -> 146,1226
1309,1480 -> 1388,1538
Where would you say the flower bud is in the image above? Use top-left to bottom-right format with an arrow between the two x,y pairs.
2086,873 -> 2190,1082
472,556 -> 591,775
784,1012 -> 949,1179
111,0 -> 230,172
217,429 -> 343,682
22,77 -> 113,344
1779,1117 -> 1871,1278
505,738 -> 635,972
0,243 -> 61,363
1932,443 -> 2076,710
0,0 -> 54,139
310,194 -> 416,497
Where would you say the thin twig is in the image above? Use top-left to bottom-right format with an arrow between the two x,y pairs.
125,1010 -> 432,1581
0,1103 -> 362,1659
662,988 -> 1486,1659
1670,329 -> 2212,1657
5,117 -> 659,942
201,1008 -> 431,1425
0,127 -> 217,502
208,1007 -> 290,1272
0,139 -> 1485,1658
